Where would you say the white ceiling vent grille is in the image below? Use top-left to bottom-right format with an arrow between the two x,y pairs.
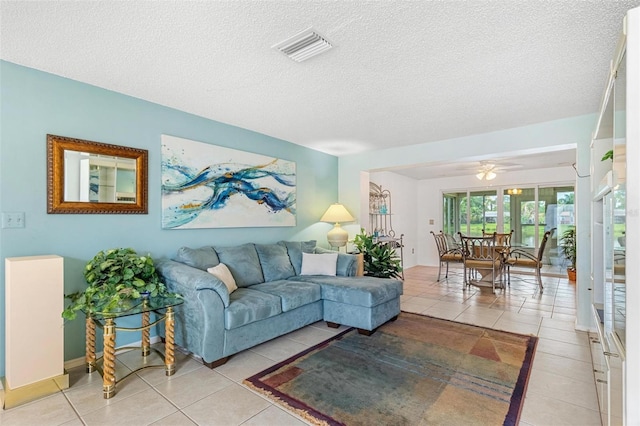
272,27 -> 333,62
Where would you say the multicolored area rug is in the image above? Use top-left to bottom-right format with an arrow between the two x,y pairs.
244,312 -> 537,426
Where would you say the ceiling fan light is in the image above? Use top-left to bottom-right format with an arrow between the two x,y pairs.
476,172 -> 485,180
486,171 -> 497,180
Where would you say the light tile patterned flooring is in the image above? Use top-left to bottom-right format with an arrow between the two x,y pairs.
1,266 -> 600,425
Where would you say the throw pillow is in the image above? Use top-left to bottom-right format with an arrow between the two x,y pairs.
255,243 -> 296,281
214,243 -> 264,287
280,240 -> 317,275
174,246 -> 219,271
207,263 -> 238,294
300,252 -> 338,276
315,247 -> 357,276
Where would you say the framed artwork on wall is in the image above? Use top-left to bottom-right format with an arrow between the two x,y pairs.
161,135 -> 296,229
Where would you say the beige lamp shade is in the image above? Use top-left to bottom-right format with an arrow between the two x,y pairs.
321,203 -> 355,223
320,203 -> 355,248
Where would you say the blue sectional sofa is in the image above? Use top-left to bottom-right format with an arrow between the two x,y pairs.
156,240 -> 403,368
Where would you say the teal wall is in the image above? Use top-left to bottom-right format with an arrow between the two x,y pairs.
0,60 -> 339,376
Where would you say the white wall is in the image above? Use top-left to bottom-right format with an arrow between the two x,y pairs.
339,114 -> 594,222
369,171 -> 419,268
338,116 -> 593,332
352,165 -> 575,272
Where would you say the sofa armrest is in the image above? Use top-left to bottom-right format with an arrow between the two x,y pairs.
156,259 -> 231,307
338,252 -> 358,276
156,258 -> 228,363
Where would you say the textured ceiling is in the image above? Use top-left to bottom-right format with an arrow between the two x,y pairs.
1,1 -> 638,177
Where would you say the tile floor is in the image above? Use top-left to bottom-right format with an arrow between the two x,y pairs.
0,265 -> 601,426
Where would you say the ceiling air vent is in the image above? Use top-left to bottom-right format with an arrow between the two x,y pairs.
272,27 -> 333,62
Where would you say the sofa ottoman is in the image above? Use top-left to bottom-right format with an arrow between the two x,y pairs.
293,275 -> 402,333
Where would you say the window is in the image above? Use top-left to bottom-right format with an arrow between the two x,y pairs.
443,190 -> 497,236
442,194 -> 458,236
443,185 -> 574,264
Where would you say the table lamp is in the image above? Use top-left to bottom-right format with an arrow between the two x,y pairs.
320,203 -> 355,248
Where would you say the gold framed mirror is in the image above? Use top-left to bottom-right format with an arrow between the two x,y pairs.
47,134 -> 148,214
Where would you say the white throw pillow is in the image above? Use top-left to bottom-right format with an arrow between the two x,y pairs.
300,252 -> 338,276
207,263 -> 238,294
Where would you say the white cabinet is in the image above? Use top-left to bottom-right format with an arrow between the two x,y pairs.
2,255 -> 69,409
590,308 -> 624,426
591,7 -> 639,424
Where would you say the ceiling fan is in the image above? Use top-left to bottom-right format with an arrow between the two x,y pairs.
476,163 -> 497,181
474,160 -> 524,180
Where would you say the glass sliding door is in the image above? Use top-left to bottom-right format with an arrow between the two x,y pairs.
503,187 -> 552,248
443,190 -> 498,236
442,191 -> 469,236
443,185 -> 573,261
442,193 -> 459,236
501,185 -> 573,265
503,187 -> 537,248
502,192 -> 512,234
549,186 -> 575,267
469,190 -> 497,235
553,187 -> 575,240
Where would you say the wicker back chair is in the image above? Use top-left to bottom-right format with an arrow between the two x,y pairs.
505,228 -> 556,291
458,232 -> 504,293
430,231 -> 462,281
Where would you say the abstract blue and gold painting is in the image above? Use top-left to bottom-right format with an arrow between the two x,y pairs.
161,135 -> 296,229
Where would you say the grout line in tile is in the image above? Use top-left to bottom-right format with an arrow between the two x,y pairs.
8,266 -> 584,426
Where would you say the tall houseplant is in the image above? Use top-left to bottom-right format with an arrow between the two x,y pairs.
62,248 -> 179,320
353,228 -> 403,279
560,227 -> 577,281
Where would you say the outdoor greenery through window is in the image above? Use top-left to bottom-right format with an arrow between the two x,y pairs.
443,185 -> 574,265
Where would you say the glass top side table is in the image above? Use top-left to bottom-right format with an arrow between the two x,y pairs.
84,295 -> 183,399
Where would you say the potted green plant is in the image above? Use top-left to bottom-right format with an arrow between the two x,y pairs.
560,227 -> 577,281
62,248 -> 180,320
353,228 -> 402,279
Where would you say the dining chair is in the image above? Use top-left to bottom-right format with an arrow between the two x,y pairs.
483,229 -> 513,249
430,230 -> 463,281
483,229 -> 513,283
458,232 -> 503,293
505,228 -> 556,291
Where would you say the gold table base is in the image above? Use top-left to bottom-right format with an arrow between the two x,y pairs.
85,306 -> 177,399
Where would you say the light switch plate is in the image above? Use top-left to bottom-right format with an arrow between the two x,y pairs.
2,212 -> 25,228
